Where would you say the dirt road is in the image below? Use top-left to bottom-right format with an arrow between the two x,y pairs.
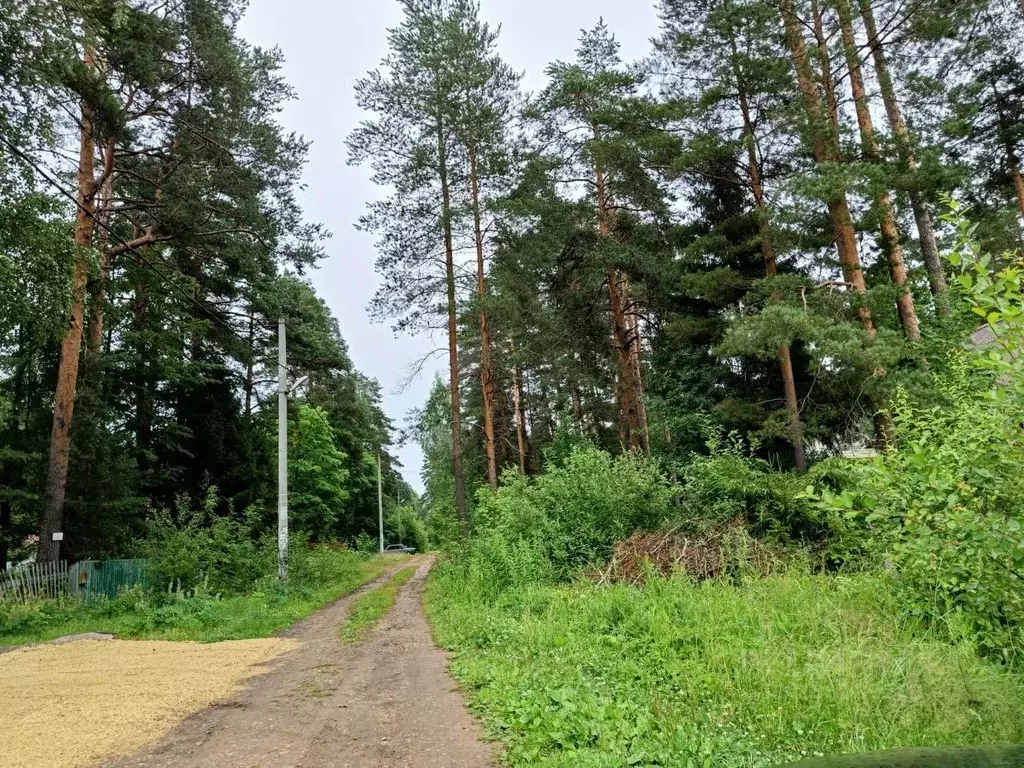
107,555 -> 494,768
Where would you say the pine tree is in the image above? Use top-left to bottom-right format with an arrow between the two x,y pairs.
446,1 -> 520,489
655,0 -> 810,469
40,3 -> 178,561
857,0 -> 949,313
349,0 -> 479,527
834,0 -> 921,341
780,0 -> 877,337
529,21 -> 672,452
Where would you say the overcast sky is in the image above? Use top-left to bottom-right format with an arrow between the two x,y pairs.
238,1 -> 660,491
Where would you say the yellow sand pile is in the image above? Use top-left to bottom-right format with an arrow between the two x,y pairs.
0,637 -> 296,768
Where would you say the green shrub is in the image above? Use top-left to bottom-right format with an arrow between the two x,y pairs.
810,207 -> 1024,661
385,504 -> 429,552
289,544 -> 367,587
0,598 -> 78,637
672,423 -> 845,548
815,365 -> 1024,661
473,447 -> 676,579
142,489 -> 273,596
354,532 -> 378,555
678,451 -> 823,541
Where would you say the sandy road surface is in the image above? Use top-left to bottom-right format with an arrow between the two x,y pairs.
105,555 -> 495,768
0,637 -> 295,768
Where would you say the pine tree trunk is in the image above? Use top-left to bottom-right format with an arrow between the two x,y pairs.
437,123 -> 467,529
510,342 -> 528,474
858,0 -> 948,313
593,123 -> 647,451
245,308 -> 255,417
1010,151 -> 1024,219
40,46 -> 99,562
469,145 -> 498,489
804,0 -> 895,445
622,275 -> 650,453
493,377 -> 512,469
736,70 -> 808,471
133,281 -> 152,473
837,0 -> 921,341
571,388 -> 584,428
781,0 -> 877,338
86,151 -> 115,364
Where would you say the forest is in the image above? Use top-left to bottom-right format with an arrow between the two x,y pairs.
0,0 -> 421,571
3,0 -> 1024,764
350,0 -> 1024,764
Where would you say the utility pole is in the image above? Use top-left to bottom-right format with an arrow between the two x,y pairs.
377,450 -> 384,553
277,318 -> 289,580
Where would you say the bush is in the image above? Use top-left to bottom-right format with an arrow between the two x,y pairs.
0,598 -> 78,637
288,544 -> 367,588
815,364 -> 1024,661
473,447 -> 676,580
675,429 -> 827,543
354,532 -> 378,556
142,489 -> 273,596
810,206 -> 1024,662
386,505 -> 429,552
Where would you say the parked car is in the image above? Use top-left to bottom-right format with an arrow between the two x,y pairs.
383,543 -> 416,555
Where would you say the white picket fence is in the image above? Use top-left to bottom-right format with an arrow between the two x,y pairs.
0,561 -> 70,602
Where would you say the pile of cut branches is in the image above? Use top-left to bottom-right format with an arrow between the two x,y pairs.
596,521 -> 782,586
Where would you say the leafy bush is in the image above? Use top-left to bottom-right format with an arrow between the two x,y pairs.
385,504 -> 429,552
0,598 -> 79,637
815,364 -> 1024,661
354,532 -> 378,555
288,544 -> 368,588
812,208 -> 1024,661
142,489 -> 273,596
473,447 -> 676,580
676,438 -> 825,543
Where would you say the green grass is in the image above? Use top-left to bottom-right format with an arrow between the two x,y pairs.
0,552 -> 406,646
339,566 -> 417,644
426,566 -> 1024,768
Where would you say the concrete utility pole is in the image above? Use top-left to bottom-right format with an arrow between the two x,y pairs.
377,451 -> 384,553
278,318 -> 289,580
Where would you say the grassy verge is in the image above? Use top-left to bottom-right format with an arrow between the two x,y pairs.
339,565 -> 417,644
426,565 -> 1024,768
0,552 -> 407,646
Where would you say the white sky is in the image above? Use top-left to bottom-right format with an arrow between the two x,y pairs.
238,1 -> 661,490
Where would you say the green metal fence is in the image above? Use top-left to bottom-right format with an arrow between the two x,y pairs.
71,559 -> 149,600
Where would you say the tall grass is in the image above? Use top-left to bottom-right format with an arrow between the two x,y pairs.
426,566 -> 1024,767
